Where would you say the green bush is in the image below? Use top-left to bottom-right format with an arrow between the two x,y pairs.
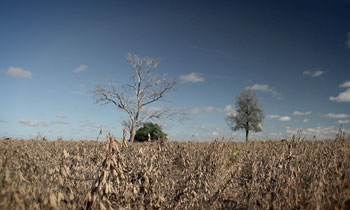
134,122 -> 167,142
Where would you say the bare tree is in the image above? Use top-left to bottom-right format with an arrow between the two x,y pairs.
91,54 -> 178,142
225,89 -> 264,142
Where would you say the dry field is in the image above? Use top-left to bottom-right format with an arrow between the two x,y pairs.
0,137 -> 350,209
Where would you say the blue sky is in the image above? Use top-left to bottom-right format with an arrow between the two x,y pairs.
1,0 -> 349,141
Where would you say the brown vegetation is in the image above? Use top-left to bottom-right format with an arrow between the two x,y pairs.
0,137 -> 349,209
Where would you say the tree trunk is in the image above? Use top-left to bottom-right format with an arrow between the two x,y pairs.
130,120 -> 137,142
245,129 -> 249,142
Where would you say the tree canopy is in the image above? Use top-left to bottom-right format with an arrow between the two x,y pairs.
134,122 -> 167,142
226,89 -> 264,142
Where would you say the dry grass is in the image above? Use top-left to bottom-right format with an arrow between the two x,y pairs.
0,137 -> 350,209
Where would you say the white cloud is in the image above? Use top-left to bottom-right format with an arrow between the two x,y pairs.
313,71 -> 324,77
329,89 -> 350,102
73,64 -> 88,73
303,118 -> 310,123
191,125 -> 225,139
81,121 -> 103,129
340,81 -> 350,88
50,121 -> 70,125
286,125 -> 349,139
180,72 -> 204,83
227,125 -> 349,141
19,120 -> 49,127
293,111 -> 311,116
279,116 -> 291,122
224,104 -> 232,112
266,114 -> 280,119
250,131 -> 288,141
246,84 -> 281,98
191,125 -> 209,131
5,66 -> 32,78
141,106 -> 163,115
19,120 -> 69,127
248,84 -> 271,92
303,70 -> 324,77
337,120 -> 350,124
189,106 -> 214,114
189,105 -> 237,116
324,113 -> 350,119
222,104 -> 237,116
56,114 -> 68,119
190,133 -> 200,138
209,131 -> 219,138
347,32 -> 350,48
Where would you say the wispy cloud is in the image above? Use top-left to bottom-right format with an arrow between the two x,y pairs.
246,84 -> 281,98
80,121 -> 117,131
0,120 -> 7,123
224,104 -> 233,113
80,121 -> 103,129
191,125 -> 209,131
5,66 -> 32,78
247,84 -> 272,92
208,131 -> 220,138
222,104 -> 237,115
340,81 -> 350,88
191,125 -> 225,140
208,128 -> 225,139
56,114 -> 68,119
337,120 -> 350,124
189,106 -> 214,114
279,116 -> 291,122
190,105 -> 237,116
180,72 -> 205,83
329,89 -> 350,102
266,114 -> 280,119
324,113 -> 350,119
51,121 -> 70,125
73,64 -> 88,73
19,120 -> 49,127
303,118 -> 310,123
19,120 -> 69,127
330,80 -> 350,102
303,70 -> 324,77
286,125 -> 343,139
293,111 -> 311,116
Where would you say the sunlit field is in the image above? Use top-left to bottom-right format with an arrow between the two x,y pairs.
1,135 -> 349,209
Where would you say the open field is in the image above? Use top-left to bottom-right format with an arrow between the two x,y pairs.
0,138 -> 350,209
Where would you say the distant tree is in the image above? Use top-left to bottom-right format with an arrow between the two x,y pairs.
226,89 -> 264,142
91,54 -> 181,142
134,122 -> 167,142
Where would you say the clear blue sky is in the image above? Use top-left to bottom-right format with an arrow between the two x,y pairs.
1,0 -> 349,141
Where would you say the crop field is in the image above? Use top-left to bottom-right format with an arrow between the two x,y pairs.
0,137 -> 350,209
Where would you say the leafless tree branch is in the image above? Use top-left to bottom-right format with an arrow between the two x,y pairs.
91,53 -> 181,142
